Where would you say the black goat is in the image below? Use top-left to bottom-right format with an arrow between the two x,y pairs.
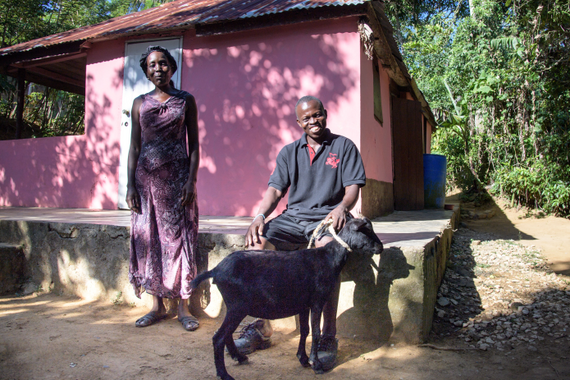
190,217 -> 383,380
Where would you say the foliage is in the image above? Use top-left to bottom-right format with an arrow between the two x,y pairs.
494,162 -> 570,216
383,0 -> 469,45
0,75 -> 86,138
0,0 -> 117,48
392,0 -> 570,217
108,0 -> 173,18
112,291 -> 123,306
25,85 -> 85,137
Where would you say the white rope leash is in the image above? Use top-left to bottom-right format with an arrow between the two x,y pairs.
307,218 -> 352,252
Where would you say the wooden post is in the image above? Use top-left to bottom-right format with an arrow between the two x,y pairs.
15,68 -> 25,139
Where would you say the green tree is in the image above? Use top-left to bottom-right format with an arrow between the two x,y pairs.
0,0 -> 49,47
395,0 -> 570,216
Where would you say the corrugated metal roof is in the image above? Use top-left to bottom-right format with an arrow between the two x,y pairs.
0,0 -> 367,56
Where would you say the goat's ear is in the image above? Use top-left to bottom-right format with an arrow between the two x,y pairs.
350,218 -> 368,231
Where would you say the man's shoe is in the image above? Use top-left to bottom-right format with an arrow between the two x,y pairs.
316,335 -> 338,372
234,320 -> 271,355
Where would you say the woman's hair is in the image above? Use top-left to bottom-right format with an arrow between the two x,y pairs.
139,45 -> 178,75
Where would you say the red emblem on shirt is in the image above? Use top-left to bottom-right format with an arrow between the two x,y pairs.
326,153 -> 340,169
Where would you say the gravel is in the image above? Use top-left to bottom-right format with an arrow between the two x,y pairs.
430,226 -> 570,351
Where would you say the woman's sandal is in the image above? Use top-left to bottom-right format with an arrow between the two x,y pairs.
178,315 -> 199,331
135,311 -> 167,327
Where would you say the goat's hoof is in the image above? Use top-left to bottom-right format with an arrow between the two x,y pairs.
217,373 -> 235,380
229,351 -> 248,363
297,355 -> 310,367
236,355 -> 248,365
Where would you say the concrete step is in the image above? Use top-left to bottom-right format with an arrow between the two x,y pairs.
0,207 -> 459,343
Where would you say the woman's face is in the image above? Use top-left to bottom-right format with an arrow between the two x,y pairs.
146,51 -> 173,87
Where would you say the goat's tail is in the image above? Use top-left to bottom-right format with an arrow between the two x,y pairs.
190,270 -> 214,289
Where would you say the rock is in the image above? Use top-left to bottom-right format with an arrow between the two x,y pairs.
469,331 -> 481,340
456,268 -> 472,277
431,227 -> 570,354
21,282 -> 39,296
438,297 -> 450,307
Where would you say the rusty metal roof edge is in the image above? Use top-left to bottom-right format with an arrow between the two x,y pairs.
199,0 -> 367,22
0,26 -> 194,58
95,1 -> 367,37
196,3 -> 367,36
81,25 -> 193,45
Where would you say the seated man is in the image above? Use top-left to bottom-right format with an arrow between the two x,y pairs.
236,95 -> 366,371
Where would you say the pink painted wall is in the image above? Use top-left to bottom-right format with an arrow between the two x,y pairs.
83,40 -> 125,208
182,18 -> 363,216
0,17 -> 382,216
359,50 -> 393,184
0,41 -> 124,209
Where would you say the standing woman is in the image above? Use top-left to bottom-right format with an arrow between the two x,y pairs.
127,46 -> 200,331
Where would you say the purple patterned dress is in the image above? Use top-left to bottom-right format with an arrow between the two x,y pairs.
129,90 -> 199,300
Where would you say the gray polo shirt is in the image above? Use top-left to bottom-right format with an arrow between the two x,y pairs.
268,129 -> 366,221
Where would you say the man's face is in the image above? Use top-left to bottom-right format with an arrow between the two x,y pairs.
296,100 -> 327,141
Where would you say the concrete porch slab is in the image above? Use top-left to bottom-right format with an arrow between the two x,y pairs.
0,205 -> 459,343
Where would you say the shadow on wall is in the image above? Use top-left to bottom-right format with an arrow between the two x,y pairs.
185,20 -> 360,216
337,247 -> 414,348
0,220 -> 131,302
82,72 -> 122,209
0,72 -> 120,209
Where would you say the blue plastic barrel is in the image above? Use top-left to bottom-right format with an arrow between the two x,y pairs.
423,154 -> 447,209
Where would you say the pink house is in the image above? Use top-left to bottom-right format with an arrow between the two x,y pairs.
0,0 -> 435,218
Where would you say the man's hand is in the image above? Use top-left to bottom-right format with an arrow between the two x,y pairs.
326,205 -> 349,231
245,216 -> 265,247
244,187 -> 282,248
325,184 -> 360,231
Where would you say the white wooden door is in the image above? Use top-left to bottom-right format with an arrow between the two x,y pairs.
117,38 -> 182,209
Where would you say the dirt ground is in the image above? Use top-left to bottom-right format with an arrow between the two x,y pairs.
1,195 -> 569,380
458,196 -> 570,277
